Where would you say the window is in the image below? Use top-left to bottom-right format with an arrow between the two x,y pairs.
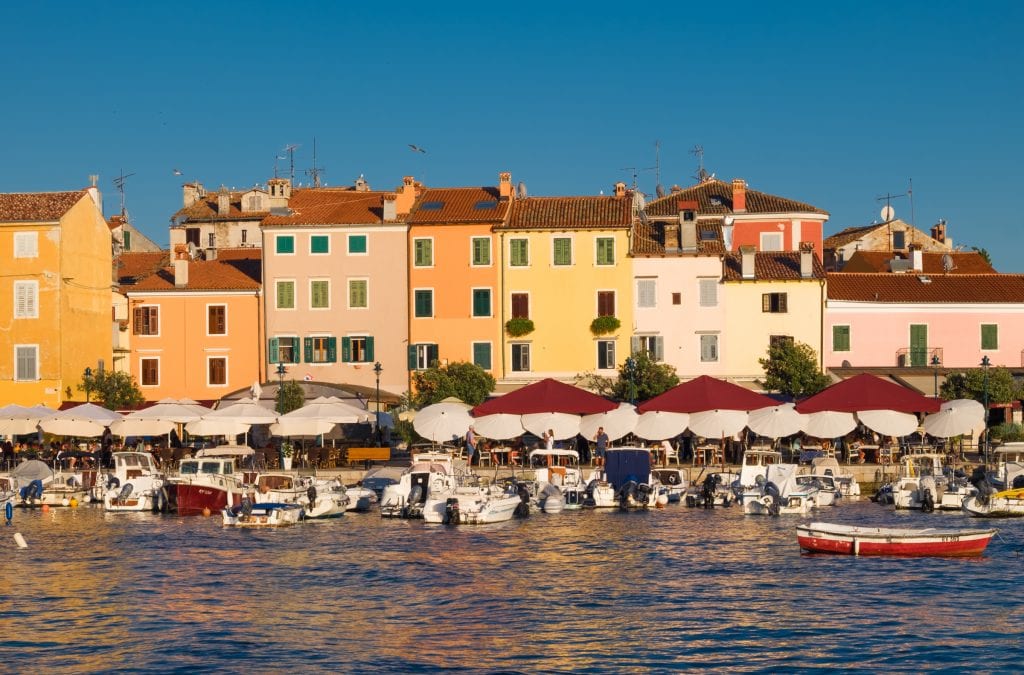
307,336 -> 339,363
14,345 -> 38,381
310,235 -> 330,254
471,237 -> 491,266
511,293 -> 529,319
14,281 -> 38,319
700,334 -> 719,362
276,281 -> 295,309
770,335 -> 794,350
413,238 -> 433,266
208,232 -> 215,248
348,234 -> 367,254
597,340 -> 616,370
596,237 -> 615,265
597,291 -> 615,317
760,232 -> 783,251
472,288 -> 491,317
553,237 -> 572,266
310,280 -> 330,309
414,289 -> 433,318
632,335 -> 664,361
672,292 -> 682,305
636,279 -> 656,308
833,325 -> 851,352
762,292 -> 788,313
699,278 -> 718,307
473,342 -> 492,370
245,195 -> 263,211
982,324 -> 998,350
123,231 -> 132,251
208,305 -> 226,335
341,336 -> 372,363
510,239 -> 529,267
275,235 -> 295,254
511,343 -> 531,372
682,210 -> 696,222
241,230 -> 247,244
140,358 -> 159,386
208,357 -> 227,386
133,305 -> 159,335
409,344 -> 439,370
349,279 -> 368,308
14,232 -> 38,258
268,337 -> 300,364
893,230 -> 905,250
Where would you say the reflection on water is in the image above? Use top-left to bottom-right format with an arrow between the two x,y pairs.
3,501 -> 1024,672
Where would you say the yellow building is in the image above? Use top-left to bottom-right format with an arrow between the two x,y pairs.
0,188 -> 113,406
496,185 -> 635,381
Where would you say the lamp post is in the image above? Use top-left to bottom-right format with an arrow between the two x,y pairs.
931,354 -> 941,398
981,355 -> 991,465
373,361 -> 383,446
275,363 -> 287,414
84,367 -> 92,403
624,356 -> 637,405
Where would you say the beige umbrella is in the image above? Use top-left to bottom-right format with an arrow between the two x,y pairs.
580,403 -> 638,441
109,418 -> 176,437
185,418 -> 251,437
634,411 -> 690,441
413,402 -> 474,443
206,397 -> 278,424
270,418 -> 335,437
128,398 -> 210,423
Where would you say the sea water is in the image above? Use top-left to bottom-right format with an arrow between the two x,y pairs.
2,501 -> 1023,672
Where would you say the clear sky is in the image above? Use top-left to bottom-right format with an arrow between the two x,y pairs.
4,1 -> 1022,270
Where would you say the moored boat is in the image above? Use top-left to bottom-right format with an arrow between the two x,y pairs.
221,500 -> 304,527
100,451 -> 167,513
796,521 -> 996,556
963,487 -> 1024,518
165,446 -> 251,516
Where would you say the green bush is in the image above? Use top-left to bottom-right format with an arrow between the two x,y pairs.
991,422 -> 1024,442
590,315 -> 621,335
505,317 -> 535,337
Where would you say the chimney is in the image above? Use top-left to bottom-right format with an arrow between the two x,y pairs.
732,178 -> 747,213
670,185 -> 682,194
354,175 -> 370,192
382,193 -> 397,221
217,185 -> 230,215
173,245 -> 189,287
909,244 -> 923,272
799,241 -> 814,278
680,221 -> 697,252
205,247 -> 217,261
183,182 -> 204,208
740,245 -> 756,279
664,223 -> 680,252
614,182 -> 626,198
499,171 -> 513,201
395,176 -> 417,215
931,219 -> 947,244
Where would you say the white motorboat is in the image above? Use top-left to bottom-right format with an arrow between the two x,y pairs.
808,457 -> 861,497
587,448 -> 661,509
422,478 -> 528,524
988,444 -> 1024,491
529,449 -> 588,512
165,446 -> 252,516
250,472 -> 349,519
380,452 -> 464,519
221,500 -> 304,527
8,459 -> 89,507
963,486 -> 1024,518
891,452 -> 974,512
651,468 -> 689,503
100,452 -> 167,512
742,465 -> 817,516
794,474 -> 840,507
684,469 -> 740,508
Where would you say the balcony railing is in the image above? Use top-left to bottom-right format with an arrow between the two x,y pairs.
895,347 -> 943,368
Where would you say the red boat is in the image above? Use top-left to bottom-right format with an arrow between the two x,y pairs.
796,521 -> 996,557
166,448 -> 250,516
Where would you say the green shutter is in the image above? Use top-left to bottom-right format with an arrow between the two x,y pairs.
408,345 -> 417,369
510,239 -> 528,266
554,238 -> 571,265
365,336 -> 375,361
982,324 -> 998,350
268,338 -> 279,364
350,280 -> 367,308
311,235 -> 329,254
428,344 -> 439,367
327,337 -> 337,363
276,235 -> 294,254
349,235 -> 367,254
597,238 -> 614,265
311,281 -> 328,308
833,325 -> 850,352
341,337 -> 352,363
473,343 -> 491,370
277,281 -> 294,309
414,239 -> 432,266
473,289 -> 490,317
473,238 -> 490,265
304,337 -> 313,363
415,290 -> 432,317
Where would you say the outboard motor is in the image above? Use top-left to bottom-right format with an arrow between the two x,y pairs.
21,479 -> 43,502
635,483 -> 652,508
975,479 -> 995,506
306,484 -> 318,509
763,481 -> 782,516
701,474 -> 720,509
408,484 -> 424,506
618,480 -> 638,509
515,483 -> 531,518
106,475 -> 120,491
240,495 -> 254,518
919,476 -> 937,513
117,483 -> 134,501
443,497 -> 461,525
1013,475 -> 1024,490
151,486 -> 168,514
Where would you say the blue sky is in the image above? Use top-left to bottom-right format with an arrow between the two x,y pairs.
4,2 -> 1022,269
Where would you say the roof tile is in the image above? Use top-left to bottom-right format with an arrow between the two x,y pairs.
722,251 -> 825,281
645,179 -> 827,217
407,187 -> 510,224
129,248 -> 261,292
828,273 -> 1024,303
262,188 -> 393,226
842,250 -> 995,274
0,191 -> 86,221
499,195 -> 633,230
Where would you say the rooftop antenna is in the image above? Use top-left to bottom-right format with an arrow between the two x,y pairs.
876,190 -> 906,252
305,137 -> 325,188
691,145 -> 710,183
112,169 -> 135,220
907,177 -> 916,246
654,140 -> 665,198
273,153 -> 286,178
283,143 -> 300,182
620,162 -> 655,193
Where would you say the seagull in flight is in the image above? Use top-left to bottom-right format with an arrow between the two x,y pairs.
172,168 -> 183,176
408,144 -> 426,154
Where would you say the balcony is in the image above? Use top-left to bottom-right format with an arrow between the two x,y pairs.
895,346 -> 943,368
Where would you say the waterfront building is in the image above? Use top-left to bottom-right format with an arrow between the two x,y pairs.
124,247 -> 263,401
109,214 -> 162,254
170,178 -> 287,253
0,187 -> 112,406
114,250 -> 170,375
824,218 -> 952,271
260,177 -> 418,397
496,185 -> 635,382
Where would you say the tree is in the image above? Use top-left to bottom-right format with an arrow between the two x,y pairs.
611,352 -> 679,403
77,370 -> 144,410
758,340 -> 831,399
971,246 -> 992,266
940,366 -> 1022,404
276,379 -> 305,415
411,361 -> 495,407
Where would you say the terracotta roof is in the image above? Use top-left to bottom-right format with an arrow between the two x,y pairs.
631,219 -> 725,256
173,189 -> 268,222
262,188 -> 395,226
407,187 -> 510,224
823,224 -> 885,250
722,251 -> 825,281
499,195 -> 633,230
117,251 -> 170,287
842,250 -> 995,274
108,214 -> 127,230
0,190 -> 86,222
129,249 -> 261,292
828,273 -> 1024,303
644,179 -> 828,218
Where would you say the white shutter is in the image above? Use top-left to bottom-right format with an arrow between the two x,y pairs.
699,279 -> 718,307
636,279 -> 656,308
15,345 -> 37,380
654,336 -> 664,361
14,281 -> 37,319
14,232 -> 38,258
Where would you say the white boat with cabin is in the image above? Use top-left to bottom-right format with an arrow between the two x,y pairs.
891,451 -> 974,512
101,451 -> 167,512
530,449 -> 588,512
380,451 -> 464,519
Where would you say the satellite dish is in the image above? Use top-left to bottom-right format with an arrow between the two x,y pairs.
517,181 -> 527,198
639,211 -> 649,225
880,205 -> 895,221
942,253 -> 955,273
186,241 -> 199,259
655,184 -> 666,198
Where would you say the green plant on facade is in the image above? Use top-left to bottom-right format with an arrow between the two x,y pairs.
76,370 -> 144,410
505,317 -> 535,337
276,379 -> 306,415
757,340 -> 831,398
590,315 -> 621,335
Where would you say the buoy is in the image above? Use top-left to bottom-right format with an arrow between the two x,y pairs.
41,504 -> 50,513
61,498 -> 69,507
202,507 -> 211,517
69,498 -> 79,508
5,501 -> 12,525
14,532 -> 27,548
656,493 -> 669,507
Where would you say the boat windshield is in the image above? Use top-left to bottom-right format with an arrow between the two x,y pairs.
200,460 -> 232,475
179,460 -> 199,475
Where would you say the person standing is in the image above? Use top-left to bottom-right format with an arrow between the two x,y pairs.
593,426 -> 609,468
465,425 -> 477,465
545,429 -> 555,451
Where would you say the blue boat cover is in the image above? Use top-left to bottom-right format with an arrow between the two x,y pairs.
604,450 -> 651,489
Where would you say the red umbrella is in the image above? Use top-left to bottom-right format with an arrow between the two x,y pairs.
794,373 -> 941,414
636,375 -> 776,413
471,378 -> 616,415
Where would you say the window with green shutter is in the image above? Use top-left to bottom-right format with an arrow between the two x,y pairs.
982,324 -> 998,350
310,235 -> 329,254
414,289 -> 433,317
510,239 -> 529,267
348,234 -> 367,254
833,325 -> 851,352
310,280 -> 330,309
596,237 -> 615,265
472,289 -> 491,317
473,342 -> 492,370
472,237 -> 491,266
414,238 -> 433,266
276,281 -> 295,309
349,279 -> 368,308
275,235 -> 295,254
553,237 -> 572,266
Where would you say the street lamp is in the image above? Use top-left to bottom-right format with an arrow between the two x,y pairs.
275,363 -> 287,414
981,355 -> 991,464
84,367 -> 92,402
373,361 -> 383,446
931,354 -> 941,398
624,356 -> 637,405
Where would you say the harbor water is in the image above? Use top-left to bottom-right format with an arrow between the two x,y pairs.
3,500 -> 1024,672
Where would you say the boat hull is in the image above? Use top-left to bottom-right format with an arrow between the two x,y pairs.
796,522 -> 995,557
222,503 -> 303,527
963,489 -> 1024,518
171,483 -> 241,516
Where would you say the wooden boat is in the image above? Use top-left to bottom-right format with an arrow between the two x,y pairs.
796,521 -> 996,557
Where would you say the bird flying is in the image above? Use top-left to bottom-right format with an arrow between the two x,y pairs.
408,144 -> 426,154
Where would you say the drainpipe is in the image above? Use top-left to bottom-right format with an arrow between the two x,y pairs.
819,277 -> 826,373
500,231 -> 506,379
406,225 -> 413,396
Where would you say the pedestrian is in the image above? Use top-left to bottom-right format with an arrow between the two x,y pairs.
593,426 -> 609,468
465,425 -> 477,465
545,429 -> 555,451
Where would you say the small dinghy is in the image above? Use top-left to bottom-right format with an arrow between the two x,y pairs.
222,500 -> 304,527
796,521 -> 996,557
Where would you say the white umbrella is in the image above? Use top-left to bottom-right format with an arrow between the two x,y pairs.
109,418 -> 176,437
923,399 -> 986,438
413,402 -> 474,443
687,409 -> 748,439
185,418 -> 251,437
634,411 -> 690,441
804,411 -> 857,439
280,401 -> 369,424
579,403 -> 638,441
40,403 -> 124,437
521,412 -> 581,440
128,398 -> 210,423
56,402 -> 123,424
206,397 -> 278,424
0,405 -> 55,435
747,404 -> 807,439
471,413 -> 525,440
270,418 -> 335,437
857,409 -> 919,437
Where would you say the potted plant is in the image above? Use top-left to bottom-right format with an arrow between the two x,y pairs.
281,441 -> 294,470
505,317 -> 535,337
590,315 -> 621,335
